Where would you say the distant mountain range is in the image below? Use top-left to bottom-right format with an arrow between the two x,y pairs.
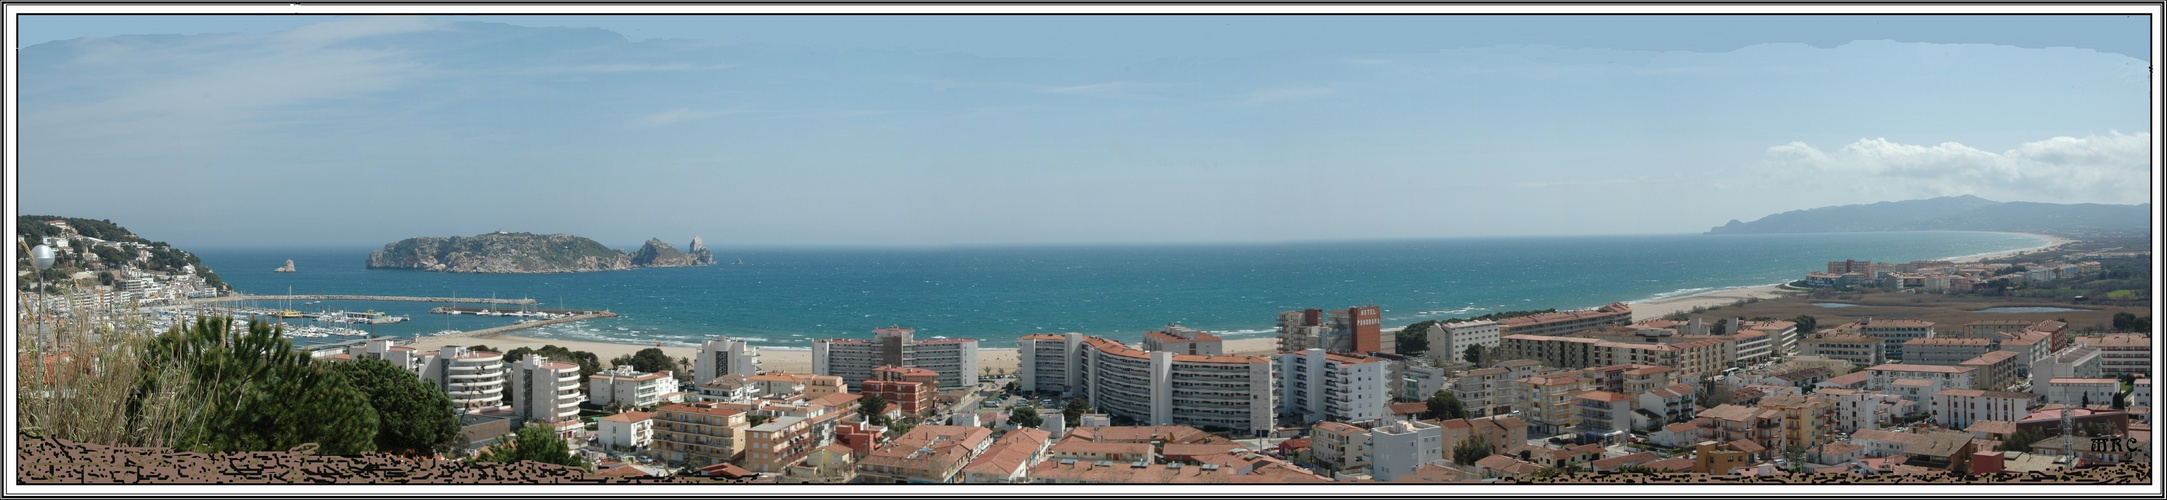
1706,195 -> 2153,235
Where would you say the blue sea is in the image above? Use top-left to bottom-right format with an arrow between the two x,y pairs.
188,232 -> 2046,350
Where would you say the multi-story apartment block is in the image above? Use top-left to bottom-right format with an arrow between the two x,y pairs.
1930,389 -> 2037,429
1426,320 -> 1501,365
1866,364 -> 1975,391
419,346 -> 507,411
1827,318 -> 1936,361
695,335 -> 760,383
1328,306 -> 1386,354
1494,303 -> 1633,337
1959,320 -> 2031,339
1372,352 -> 1451,402
813,327 -> 977,390
1729,329 -> 1773,366
1815,388 -> 1900,434
1310,420 -> 1370,474
2030,344 -> 2105,382
1743,320 -> 1801,356
1018,333 -> 1082,395
1019,334 -> 1276,434
1693,404 -> 1784,460
344,339 -> 424,373
1904,338 -> 1993,366
2000,331 -> 2055,377
589,366 -> 684,408
509,355 -> 586,439
2077,334 -> 2151,377
1511,371 -> 1600,436
1637,383 -> 1698,425
1278,349 -> 1389,425
1436,416 -> 1528,464
743,410 -> 843,474
1573,391 -> 1632,433
1801,334 -> 1883,368
1141,324 -> 1224,356
1756,394 -> 1835,452
1495,334 -> 1728,381
1274,306 -> 1383,354
1368,418 -> 1444,482
653,401 -> 749,467
2040,378 -> 2120,406
864,366 -> 938,418
2134,378 -> 2151,408
595,410 -> 656,451
1496,335 -> 1603,370
1827,259 -> 1875,275
1960,350 -> 2023,392
1452,367 -> 1516,418
2028,320 -> 2070,351
856,425 -> 994,484
1276,309 -> 1330,353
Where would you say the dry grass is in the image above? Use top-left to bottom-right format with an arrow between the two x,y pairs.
1688,291 -> 2148,334
17,291 -> 203,449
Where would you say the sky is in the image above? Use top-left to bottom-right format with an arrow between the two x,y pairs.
12,14 -> 2157,249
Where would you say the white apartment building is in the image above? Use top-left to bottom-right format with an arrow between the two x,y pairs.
1830,319 -> 1936,361
1929,389 -> 2037,429
591,365 -> 685,408
419,346 -> 507,411
2040,378 -> 2119,406
510,355 -> 586,439
2077,334 -> 2151,377
2032,345 -> 2103,382
1018,334 -> 1276,434
1865,364 -> 1975,392
696,335 -> 760,383
1903,338 -> 1993,366
1802,334 -> 1884,368
812,327 -> 977,390
2136,378 -> 2152,408
596,411 -> 657,451
1278,349 -> 1389,425
1368,418 -> 1444,482
344,339 -> 424,373
1426,320 -> 1500,365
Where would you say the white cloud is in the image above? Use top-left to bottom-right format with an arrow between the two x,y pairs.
1752,132 -> 2152,204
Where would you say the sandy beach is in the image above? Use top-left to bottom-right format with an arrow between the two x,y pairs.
1626,284 -> 1796,322
1949,232 -> 2074,264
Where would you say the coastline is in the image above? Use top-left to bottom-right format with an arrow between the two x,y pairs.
1945,231 -> 2073,264
393,232 -> 2062,376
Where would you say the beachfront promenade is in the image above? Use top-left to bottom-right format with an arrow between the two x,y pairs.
190,294 -> 540,305
406,311 -> 619,343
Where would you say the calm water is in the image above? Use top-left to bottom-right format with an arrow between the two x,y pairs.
189,232 -> 2045,349
1975,307 -> 2085,313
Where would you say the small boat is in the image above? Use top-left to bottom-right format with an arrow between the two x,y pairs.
734,258 -> 743,264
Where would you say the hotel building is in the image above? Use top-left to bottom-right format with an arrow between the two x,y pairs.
813,327 -> 978,390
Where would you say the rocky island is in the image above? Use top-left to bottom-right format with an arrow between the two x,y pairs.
366,232 -> 716,274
